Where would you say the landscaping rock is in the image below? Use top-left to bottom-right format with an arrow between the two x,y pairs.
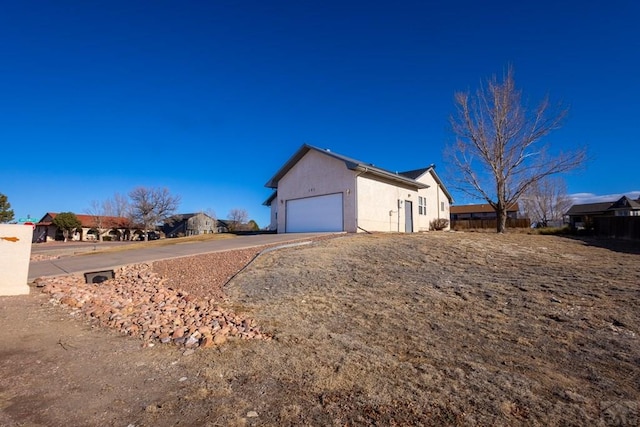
39,261 -> 270,349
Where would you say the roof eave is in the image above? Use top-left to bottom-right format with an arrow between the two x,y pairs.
265,144 -> 315,188
263,191 -> 277,206
353,165 -> 428,189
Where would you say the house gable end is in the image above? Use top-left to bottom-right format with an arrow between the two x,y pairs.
266,144 -> 427,190
609,196 -> 640,210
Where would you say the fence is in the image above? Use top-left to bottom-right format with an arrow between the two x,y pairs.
594,216 -> 640,240
451,218 -> 531,230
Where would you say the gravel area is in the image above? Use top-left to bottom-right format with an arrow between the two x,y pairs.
36,246 -> 270,350
152,247 -> 262,302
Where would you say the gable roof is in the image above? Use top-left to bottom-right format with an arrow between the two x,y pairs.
399,166 -> 454,203
565,202 -> 615,216
398,167 -> 431,180
265,144 -> 431,190
169,212 -> 216,221
37,212 -> 131,228
566,195 -> 640,216
609,195 -> 640,210
263,191 -> 277,207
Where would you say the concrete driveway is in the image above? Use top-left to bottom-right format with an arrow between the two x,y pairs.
28,233 -> 334,281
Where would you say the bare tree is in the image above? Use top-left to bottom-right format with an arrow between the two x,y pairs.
227,208 -> 248,231
85,200 -> 111,242
446,66 -> 586,232
129,187 -> 181,240
107,193 -> 130,219
520,177 -> 572,228
86,193 -> 133,241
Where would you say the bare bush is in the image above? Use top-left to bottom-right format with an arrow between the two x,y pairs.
429,218 -> 450,231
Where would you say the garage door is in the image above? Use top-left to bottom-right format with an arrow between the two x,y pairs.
286,193 -> 343,232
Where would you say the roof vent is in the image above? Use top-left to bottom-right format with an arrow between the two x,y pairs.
325,148 -> 331,152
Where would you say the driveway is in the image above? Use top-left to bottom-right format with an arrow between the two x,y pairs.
28,233 -> 333,281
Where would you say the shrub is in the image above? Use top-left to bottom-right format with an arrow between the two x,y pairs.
532,226 -> 571,235
430,218 -> 450,231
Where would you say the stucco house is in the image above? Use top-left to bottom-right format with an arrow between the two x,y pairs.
263,144 -> 453,233
34,212 -> 133,242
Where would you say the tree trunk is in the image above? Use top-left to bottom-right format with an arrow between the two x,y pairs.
496,204 -> 508,233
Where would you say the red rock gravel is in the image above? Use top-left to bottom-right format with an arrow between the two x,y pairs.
152,247 -> 262,302
37,247 -> 270,350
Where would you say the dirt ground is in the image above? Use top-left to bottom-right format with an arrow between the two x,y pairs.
1,232 -> 639,426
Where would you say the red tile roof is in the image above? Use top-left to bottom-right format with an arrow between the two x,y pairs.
37,212 -> 132,228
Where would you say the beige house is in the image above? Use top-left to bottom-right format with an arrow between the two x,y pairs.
34,212 -> 134,242
264,144 -> 453,233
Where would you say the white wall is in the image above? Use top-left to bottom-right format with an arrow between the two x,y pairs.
269,202 -> 277,231
271,149 -> 452,233
276,150 -> 357,232
414,170 -> 451,231
0,224 -> 32,295
356,177 -> 418,232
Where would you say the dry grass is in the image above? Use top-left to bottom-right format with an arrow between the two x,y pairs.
184,232 -> 639,426
4,232 -> 639,426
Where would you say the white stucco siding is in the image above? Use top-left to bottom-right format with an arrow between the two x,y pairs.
414,171 -> 451,231
277,150 -> 357,233
356,176 -> 418,232
269,202 -> 277,231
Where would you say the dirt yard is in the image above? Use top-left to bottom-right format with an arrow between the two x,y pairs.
1,232 -> 639,426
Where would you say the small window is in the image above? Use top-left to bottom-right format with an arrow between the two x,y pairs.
419,196 -> 427,215
440,201 -> 445,211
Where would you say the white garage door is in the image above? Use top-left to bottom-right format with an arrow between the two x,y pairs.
286,193 -> 343,232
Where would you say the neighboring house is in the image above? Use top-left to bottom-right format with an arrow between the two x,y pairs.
34,212 -> 133,242
608,195 -> 640,216
263,144 -> 453,233
215,219 -> 238,233
566,195 -> 640,229
450,203 -> 520,221
162,213 -> 217,237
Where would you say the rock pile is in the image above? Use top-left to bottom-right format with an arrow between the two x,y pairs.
30,253 -> 60,262
37,263 -> 270,349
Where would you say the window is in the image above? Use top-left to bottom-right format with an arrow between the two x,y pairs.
418,196 -> 427,215
441,201 -> 445,212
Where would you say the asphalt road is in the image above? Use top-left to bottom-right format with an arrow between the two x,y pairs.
28,233 -> 332,281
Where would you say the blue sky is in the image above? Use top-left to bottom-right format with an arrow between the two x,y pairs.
1,1 -> 638,227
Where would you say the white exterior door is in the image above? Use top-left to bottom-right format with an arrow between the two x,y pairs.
285,193 -> 344,232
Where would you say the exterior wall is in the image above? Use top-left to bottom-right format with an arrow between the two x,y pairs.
356,177 -> 418,232
0,224 -> 32,295
33,224 -> 56,242
614,209 -> 640,216
414,171 -> 451,231
276,150 -> 357,233
269,202 -> 277,231
186,213 -> 216,235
